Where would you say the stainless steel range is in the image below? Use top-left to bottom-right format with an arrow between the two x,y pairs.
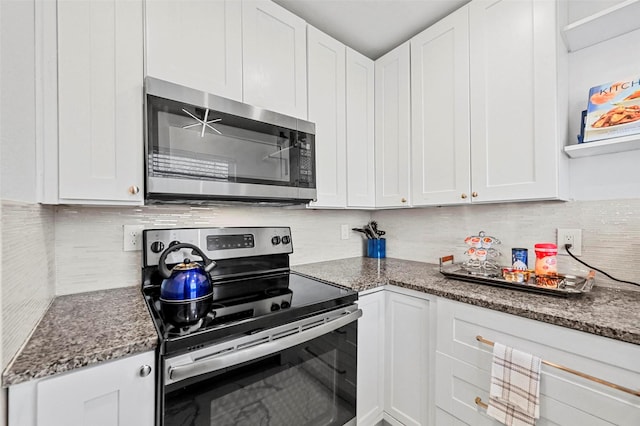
142,227 -> 360,426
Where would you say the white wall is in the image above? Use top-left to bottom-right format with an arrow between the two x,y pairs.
566,28 -> 640,200
0,0 -> 37,203
0,1 -> 4,423
0,10 -> 55,424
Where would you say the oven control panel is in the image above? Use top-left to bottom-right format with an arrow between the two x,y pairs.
143,227 -> 293,267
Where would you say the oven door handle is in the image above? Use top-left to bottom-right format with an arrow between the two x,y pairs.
168,308 -> 362,383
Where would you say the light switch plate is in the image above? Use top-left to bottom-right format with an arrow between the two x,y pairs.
341,224 -> 350,240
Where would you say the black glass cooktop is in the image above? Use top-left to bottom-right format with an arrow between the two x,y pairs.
143,272 -> 357,355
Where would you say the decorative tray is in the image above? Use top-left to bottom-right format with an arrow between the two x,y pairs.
439,255 -> 595,298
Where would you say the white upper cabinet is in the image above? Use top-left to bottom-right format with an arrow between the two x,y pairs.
145,0 -> 242,101
375,42 -> 411,208
469,0 -> 568,202
411,6 -> 471,206
242,0 -> 307,119
57,0 -> 144,204
307,26 -> 375,209
307,26 -> 347,208
346,48 -> 376,208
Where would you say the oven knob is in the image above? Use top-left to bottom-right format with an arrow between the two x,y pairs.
270,303 -> 281,311
281,236 -> 291,245
271,236 -> 281,245
280,301 -> 290,309
150,241 -> 165,253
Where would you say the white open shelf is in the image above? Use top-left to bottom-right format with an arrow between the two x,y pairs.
564,134 -> 640,158
562,0 -> 640,52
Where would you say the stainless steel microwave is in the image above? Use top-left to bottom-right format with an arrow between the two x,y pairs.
144,77 -> 316,204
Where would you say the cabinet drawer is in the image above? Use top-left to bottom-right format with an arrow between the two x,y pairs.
436,351 -> 639,425
436,299 -> 640,424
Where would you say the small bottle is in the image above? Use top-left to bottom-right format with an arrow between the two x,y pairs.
534,243 -> 557,275
511,248 -> 528,270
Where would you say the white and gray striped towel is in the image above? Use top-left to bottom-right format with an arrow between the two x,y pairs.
486,342 -> 542,426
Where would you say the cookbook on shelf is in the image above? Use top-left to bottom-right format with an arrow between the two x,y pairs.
583,77 -> 640,143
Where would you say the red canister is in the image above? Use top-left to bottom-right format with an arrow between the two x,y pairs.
534,243 -> 557,275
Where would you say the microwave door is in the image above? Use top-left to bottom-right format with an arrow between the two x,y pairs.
145,78 -> 317,203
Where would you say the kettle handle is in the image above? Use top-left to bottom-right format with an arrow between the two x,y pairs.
158,243 -> 216,279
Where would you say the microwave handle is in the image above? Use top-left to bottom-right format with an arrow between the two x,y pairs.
168,308 -> 362,383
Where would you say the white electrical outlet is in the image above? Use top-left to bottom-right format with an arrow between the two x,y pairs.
123,225 -> 145,251
341,224 -> 350,240
557,228 -> 582,256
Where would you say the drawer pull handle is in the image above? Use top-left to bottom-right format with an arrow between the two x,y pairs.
476,335 -> 640,398
475,396 -> 488,410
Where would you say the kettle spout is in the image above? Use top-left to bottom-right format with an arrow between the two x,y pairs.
204,260 -> 217,272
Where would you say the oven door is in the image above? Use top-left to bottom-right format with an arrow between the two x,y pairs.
162,306 -> 361,426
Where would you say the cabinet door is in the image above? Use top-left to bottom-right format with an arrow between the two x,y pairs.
385,291 -> 430,426
469,0 -> 564,202
145,0 -> 242,101
436,298 -> 640,425
36,352 -> 155,426
346,48 -> 375,208
357,291 -> 385,425
375,42 -> 411,208
57,0 -> 143,204
307,26 -> 347,208
411,6 -> 471,206
242,0 -> 307,119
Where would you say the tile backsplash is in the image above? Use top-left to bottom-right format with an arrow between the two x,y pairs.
55,204 -> 371,295
3,197 -> 639,370
373,199 -> 640,291
1,201 -> 55,369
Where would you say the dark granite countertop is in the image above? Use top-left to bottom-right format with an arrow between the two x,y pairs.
4,257 -> 638,387
2,287 -> 157,387
292,257 -> 640,346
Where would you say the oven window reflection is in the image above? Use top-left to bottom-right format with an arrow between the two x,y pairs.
164,328 -> 356,426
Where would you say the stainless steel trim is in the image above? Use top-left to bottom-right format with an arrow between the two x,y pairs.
147,176 -> 315,202
145,77 -> 315,134
164,305 -> 362,385
143,227 -> 293,266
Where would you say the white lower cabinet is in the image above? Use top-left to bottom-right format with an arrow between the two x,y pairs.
357,288 -> 432,426
8,351 -> 155,426
435,298 -> 640,425
384,290 -> 431,426
357,290 -> 386,425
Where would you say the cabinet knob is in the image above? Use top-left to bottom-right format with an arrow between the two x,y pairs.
128,185 -> 140,195
401,197 -> 407,203
472,192 -> 478,198
461,193 -> 468,199
139,365 -> 152,377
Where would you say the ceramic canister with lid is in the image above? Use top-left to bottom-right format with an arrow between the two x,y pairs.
534,243 -> 557,275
